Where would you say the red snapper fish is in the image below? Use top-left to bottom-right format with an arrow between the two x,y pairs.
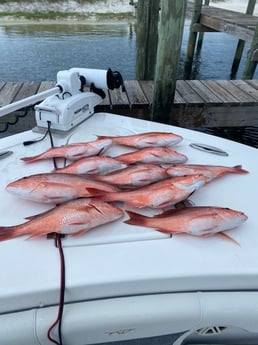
20,138 -> 113,163
92,164 -> 168,188
125,206 -> 247,244
6,173 -> 119,204
0,198 -> 124,242
166,164 -> 249,182
91,174 -> 207,208
115,147 -> 188,165
54,156 -> 127,175
97,131 -> 183,148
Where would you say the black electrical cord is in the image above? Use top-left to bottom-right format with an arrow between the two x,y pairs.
23,128 -> 49,146
45,121 -> 65,345
47,121 -> 58,170
23,120 -> 57,151
47,233 -> 65,345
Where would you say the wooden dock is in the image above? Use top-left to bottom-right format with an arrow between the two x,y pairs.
0,79 -> 258,135
194,5 -> 258,43
185,0 -> 258,80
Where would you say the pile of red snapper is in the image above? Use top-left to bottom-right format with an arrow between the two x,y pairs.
1,131 -> 248,244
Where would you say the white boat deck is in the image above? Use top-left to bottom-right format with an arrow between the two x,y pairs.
0,113 -> 257,345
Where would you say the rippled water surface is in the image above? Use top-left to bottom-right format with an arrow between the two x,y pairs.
0,22 -> 136,81
1,20 -> 258,81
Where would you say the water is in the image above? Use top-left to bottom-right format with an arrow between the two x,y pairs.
1,20 -> 257,81
0,20 -> 257,147
0,22 -> 136,81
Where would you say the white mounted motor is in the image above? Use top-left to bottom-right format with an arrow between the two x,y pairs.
0,67 -> 124,132
35,92 -> 102,131
35,67 -> 124,131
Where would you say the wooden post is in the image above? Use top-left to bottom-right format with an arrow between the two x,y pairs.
151,0 -> 187,123
135,0 -> 160,80
242,20 -> 258,79
231,0 -> 256,79
183,0 -> 202,79
196,0 -> 210,54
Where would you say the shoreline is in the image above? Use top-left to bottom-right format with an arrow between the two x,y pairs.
0,1 -> 257,26
0,13 -> 136,26
210,0 -> 258,15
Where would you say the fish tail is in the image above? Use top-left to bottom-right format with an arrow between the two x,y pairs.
115,156 -> 127,164
96,135 -> 110,140
233,165 -> 249,174
0,226 -> 18,242
85,188 -> 106,197
20,154 -> 41,163
86,188 -> 117,201
124,210 -> 148,226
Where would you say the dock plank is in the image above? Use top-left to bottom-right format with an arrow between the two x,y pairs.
199,80 -> 240,104
0,82 -> 5,92
108,86 -> 130,109
245,80 -> 258,90
215,80 -> 257,104
13,81 -> 41,101
124,80 -> 149,108
185,80 -> 223,104
99,89 -> 111,108
174,89 -> 186,105
176,80 -> 205,104
231,80 -> 258,101
138,80 -> 153,105
0,82 -> 22,106
37,81 -> 55,93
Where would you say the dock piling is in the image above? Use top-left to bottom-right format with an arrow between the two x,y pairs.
231,0 -> 256,79
242,23 -> 258,79
196,0 -> 210,54
151,0 -> 187,123
135,0 -> 160,80
184,0 -> 202,80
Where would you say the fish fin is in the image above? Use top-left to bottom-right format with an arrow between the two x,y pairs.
26,233 -> 44,240
153,209 -> 178,217
97,147 -> 105,156
86,188 -> 106,197
217,232 -> 240,246
124,210 -> 171,233
24,209 -> 52,221
233,165 -> 249,174
20,156 -> 38,163
0,227 -> 17,242
96,135 -> 111,140
124,210 -> 148,226
25,215 -> 39,221
70,229 -> 87,237
27,230 -> 55,240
